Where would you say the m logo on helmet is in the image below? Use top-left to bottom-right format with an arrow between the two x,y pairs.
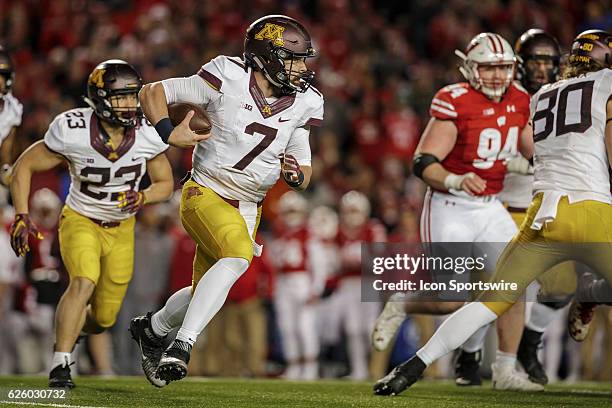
90,69 -> 106,88
255,23 -> 285,47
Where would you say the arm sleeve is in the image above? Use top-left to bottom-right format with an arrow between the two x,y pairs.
285,126 -> 311,166
429,89 -> 458,120
161,75 -> 220,107
298,91 -> 324,128
161,56 -> 228,107
43,115 -> 65,155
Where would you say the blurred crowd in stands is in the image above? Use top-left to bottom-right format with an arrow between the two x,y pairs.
0,0 -> 611,381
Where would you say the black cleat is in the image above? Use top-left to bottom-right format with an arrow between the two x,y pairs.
518,328 -> 548,385
373,356 -> 426,396
49,364 -> 75,389
156,339 -> 192,383
454,349 -> 482,386
129,313 -> 167,388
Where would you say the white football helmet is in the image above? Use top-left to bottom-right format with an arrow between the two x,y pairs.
455,32 -> 516,99
31,188 -> 61,229
278,190 -> 308,228
308,206 -> 338,240
340,190 -> 370,228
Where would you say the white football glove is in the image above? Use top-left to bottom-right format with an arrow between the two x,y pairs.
505,157 -> 534,175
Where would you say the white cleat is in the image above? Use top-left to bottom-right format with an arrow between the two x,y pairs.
568,300 -> 596,342
492,362 -> 544,391
372,292 -> 407,351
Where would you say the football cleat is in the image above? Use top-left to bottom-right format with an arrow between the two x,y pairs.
48,363 -> 75,389
372,292 -> 407,351
568,301 -> 597,342
129,313 -> 167,388
156,339 -> 192,383
373,356 -> 426,396
492,362 -> 544,391
517,328 -> 548,385
454,349 -> 482,386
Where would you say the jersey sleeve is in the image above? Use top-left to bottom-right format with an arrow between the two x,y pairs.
285,126 -> 311,166
161,75 -> 221,107
139,124 -> 170,159
43,114 -> 66,155
429,88 -> 459,120
297,89 -> 324,128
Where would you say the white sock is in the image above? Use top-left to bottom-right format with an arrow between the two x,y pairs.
176,257 -> 249,345
526,302 -> 558,332
495,350 -> 517,368
51,352 -> 71,369
416,302 -> 497,365
151,286 -> 193,338
461,323 -> 490,353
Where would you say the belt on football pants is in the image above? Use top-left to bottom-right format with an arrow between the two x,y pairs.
506,206 -> 527,213
88,217 -> 121,228
181,171 -> 263,209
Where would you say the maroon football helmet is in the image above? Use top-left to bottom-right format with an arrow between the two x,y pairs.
84,59 -> 143,128
244,15 -> 316,95
569,29 -> 612,69
515,29 -> 561,94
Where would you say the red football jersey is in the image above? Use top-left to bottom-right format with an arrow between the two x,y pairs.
429,82 -> 530,195
337,220 -> 387,278
275,226 -> 310,274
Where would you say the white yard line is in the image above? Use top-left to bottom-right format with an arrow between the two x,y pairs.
0,401 -> 109,408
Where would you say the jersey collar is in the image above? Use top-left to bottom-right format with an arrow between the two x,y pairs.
90,114 -> 136,162
249,70 -> 295,119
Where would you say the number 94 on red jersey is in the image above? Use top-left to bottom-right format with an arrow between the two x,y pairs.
429,82 -> 531,195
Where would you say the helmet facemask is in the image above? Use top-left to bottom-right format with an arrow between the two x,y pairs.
252,45 -> 316,95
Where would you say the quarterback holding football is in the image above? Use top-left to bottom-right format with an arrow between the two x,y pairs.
130,14 -> 324,386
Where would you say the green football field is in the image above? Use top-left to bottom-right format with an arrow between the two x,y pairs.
0,376 -> 611,408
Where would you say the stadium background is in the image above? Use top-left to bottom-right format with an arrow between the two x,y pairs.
0,0 -> 611,383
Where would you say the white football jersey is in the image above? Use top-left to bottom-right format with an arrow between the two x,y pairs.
44,108 -> 168,221
499,172 -> 533,208
0,93 -> 23,145
531,69 -> 612,204
162,55 -> 324,202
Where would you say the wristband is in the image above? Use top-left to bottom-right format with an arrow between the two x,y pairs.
155,117 -> 174,144
286,171 -> 305,188
444,172 -> 474,190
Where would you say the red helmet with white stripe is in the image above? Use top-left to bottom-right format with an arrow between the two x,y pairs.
455,33 -> 516,99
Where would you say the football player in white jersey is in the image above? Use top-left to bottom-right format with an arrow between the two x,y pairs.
8,60 -> 173,388
504,29 -> 572,386
0,46 -> 23,186
130,14 -> 324,386
374,29 -> 612,396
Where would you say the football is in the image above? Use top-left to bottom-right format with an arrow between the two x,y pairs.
167,102 -> 212,135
